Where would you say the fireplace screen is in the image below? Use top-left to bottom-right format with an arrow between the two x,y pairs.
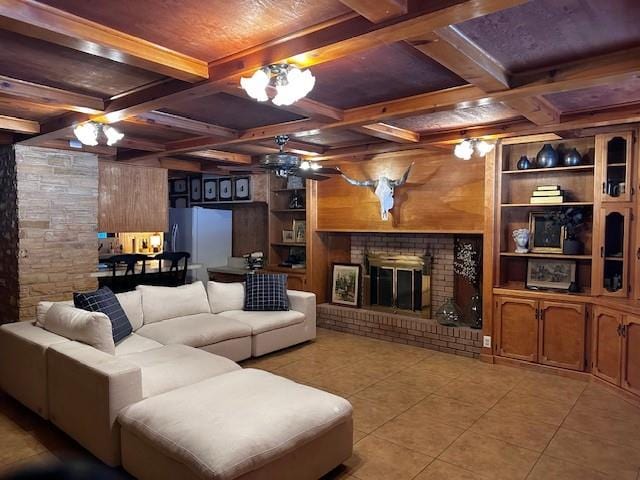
364,254 -> 432,317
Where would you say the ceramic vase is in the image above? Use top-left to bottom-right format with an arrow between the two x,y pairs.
563,148 -> 582,166
536,143 -> 559,168
512,228 -> 530,253
517,155 -> 532,170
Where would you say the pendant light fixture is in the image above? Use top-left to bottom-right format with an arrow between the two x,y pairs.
241,63 -> 316,106
454,138 -> 495,160
73,121 -> 124,147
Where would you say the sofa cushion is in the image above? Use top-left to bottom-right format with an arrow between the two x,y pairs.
114,333 -> 163,356
136,313 -> 251,348
137,282 -> 210,324
244,273 -> 289,311
219,309 -> 305,335
121,345 -> 240,398
118,369 -> 352,480
116,290 -> 144,331
74,287 -> 133,343
207,281 -> 244,314
43,304 -> 115,355
36,300 -> 73,327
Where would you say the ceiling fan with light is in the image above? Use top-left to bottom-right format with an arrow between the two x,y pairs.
258,135 -> 340,181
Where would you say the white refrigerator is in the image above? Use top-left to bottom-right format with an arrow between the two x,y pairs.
169,207 -> 232,283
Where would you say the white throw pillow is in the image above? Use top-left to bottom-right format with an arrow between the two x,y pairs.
36,300 -> 74,327
137,282 -> 211,324
207,281 -> 245,313
43,303 -> 115,355
116,290 -> 144,331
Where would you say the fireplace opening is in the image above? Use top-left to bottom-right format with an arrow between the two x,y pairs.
364,254 -> 432,317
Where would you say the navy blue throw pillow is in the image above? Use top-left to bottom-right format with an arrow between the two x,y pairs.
74,287 -> 132,343
244,274 -> 289,311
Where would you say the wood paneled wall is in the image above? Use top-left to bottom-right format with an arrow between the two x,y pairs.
99,161 -> 168,233
316,149 -> 485,233
231,203 -> 268,257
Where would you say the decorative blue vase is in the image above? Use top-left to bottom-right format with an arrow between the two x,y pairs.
563,148 -> 582,166
517,155 -> 533,170
536,144 -> 559,168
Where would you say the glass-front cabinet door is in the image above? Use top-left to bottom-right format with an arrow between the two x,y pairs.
596,132 -> 633,203
594,207 -> 631,297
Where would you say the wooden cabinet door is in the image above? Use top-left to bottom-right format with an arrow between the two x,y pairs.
595,132 -> 633,203
285,274 -> 307,291
592,306 -> 623,385
539,301 -> 586,371
495,296 -> 538,362
622,315 -> 640,396
593,206 -> 631,297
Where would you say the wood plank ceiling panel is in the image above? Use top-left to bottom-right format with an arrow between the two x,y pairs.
543,76 -> 640,114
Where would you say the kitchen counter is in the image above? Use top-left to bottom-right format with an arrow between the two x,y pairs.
91,261 -> 203,278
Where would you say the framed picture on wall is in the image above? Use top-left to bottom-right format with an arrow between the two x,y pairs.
331,263 -> 361,308
171,179 -> 187,194
190,177 -> 202,202
203,179 -> 218,201
233,176 -> 251,201
219,177 -> 233,201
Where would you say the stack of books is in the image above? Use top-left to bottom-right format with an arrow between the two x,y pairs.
530,185 -> 564,204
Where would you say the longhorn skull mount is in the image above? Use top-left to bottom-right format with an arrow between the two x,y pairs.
339,163 -> 414,221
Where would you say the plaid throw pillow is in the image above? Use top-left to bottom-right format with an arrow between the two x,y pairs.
244,274 -> 289,311
74,286 -> 132,343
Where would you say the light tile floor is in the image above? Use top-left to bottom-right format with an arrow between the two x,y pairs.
1,327 -> 640,480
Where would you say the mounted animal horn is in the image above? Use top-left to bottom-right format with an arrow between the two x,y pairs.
339,163 -> 413,221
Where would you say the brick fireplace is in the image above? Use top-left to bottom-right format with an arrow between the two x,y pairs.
318,233 -> 482,357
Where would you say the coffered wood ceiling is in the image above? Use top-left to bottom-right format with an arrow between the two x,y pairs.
0,0 -> 639,173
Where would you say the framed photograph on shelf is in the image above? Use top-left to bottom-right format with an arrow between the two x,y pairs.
190,177 -> 202,202
171,179 -> 187,194
529,212 -> 565,253
286,175 -> 304,190
282,230 -> 295,243
219,177 -> 233,201
233,176 -> 251,201
331,263 -> 361,307
526,258 -> 576,291
292,220 -> 306,243
203,179 -> 218,201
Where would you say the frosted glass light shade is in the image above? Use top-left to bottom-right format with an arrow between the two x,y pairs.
240,68 -> 270,102
454,140 -> 474,160
73,122 -> 99,146
476,140 -> 495,156
103,125 -> 124,146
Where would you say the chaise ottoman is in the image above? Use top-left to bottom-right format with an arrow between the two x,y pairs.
118,369 -> 353,480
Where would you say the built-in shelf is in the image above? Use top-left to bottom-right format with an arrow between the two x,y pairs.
271,209 -> 307,213
494,282 -> 592,298
502,165 -> 595,175
607,163 -> 627,167
500,202 -> 594,208
264,264 -> 306,274
605,256 -> 624,262
271,242 -> 306,247
500,252 -> 592,261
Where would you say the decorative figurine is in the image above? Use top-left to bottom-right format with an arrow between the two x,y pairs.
512,228 -> 530,253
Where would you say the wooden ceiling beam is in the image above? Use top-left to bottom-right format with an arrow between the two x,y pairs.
0,114 -> 39,134
185,149 -> 252,164
355,123 -> 420,143
39,139 -> 116,156
408,25 -> 560,125
0,74 -> 104,113
339,0 -> 408,23
0,0 -> 208,82
25,0 -> 524,144
127,111 -> 239,139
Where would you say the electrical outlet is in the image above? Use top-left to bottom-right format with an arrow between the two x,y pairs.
483,335 -> 492,348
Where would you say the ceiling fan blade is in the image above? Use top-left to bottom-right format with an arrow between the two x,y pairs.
294,170 -> 331,181
313,167 -> 341,175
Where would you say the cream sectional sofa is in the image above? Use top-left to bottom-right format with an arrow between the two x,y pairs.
0,281 -> 352,479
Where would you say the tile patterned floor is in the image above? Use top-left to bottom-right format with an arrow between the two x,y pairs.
1,327 -> 640,479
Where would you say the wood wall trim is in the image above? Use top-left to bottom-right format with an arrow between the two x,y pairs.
0,114 -> 39,133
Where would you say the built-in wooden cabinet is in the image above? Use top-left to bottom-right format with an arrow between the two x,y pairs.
98,161 -> 168,233
592,306 -> 623,385
596,132 -> 633,203
593,206 -> 631,297
495,296 -> 538,362
495,295 -> 586,371
622,315 -> 640,396
539,301 -> 586,370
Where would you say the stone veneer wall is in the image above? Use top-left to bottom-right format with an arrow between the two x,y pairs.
350,233 -> 454,310
13,146 -> 99,321
0,147 -> 19,323
318,304 -> 482,358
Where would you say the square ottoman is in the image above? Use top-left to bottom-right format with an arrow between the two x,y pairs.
118,369 -> 353,480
